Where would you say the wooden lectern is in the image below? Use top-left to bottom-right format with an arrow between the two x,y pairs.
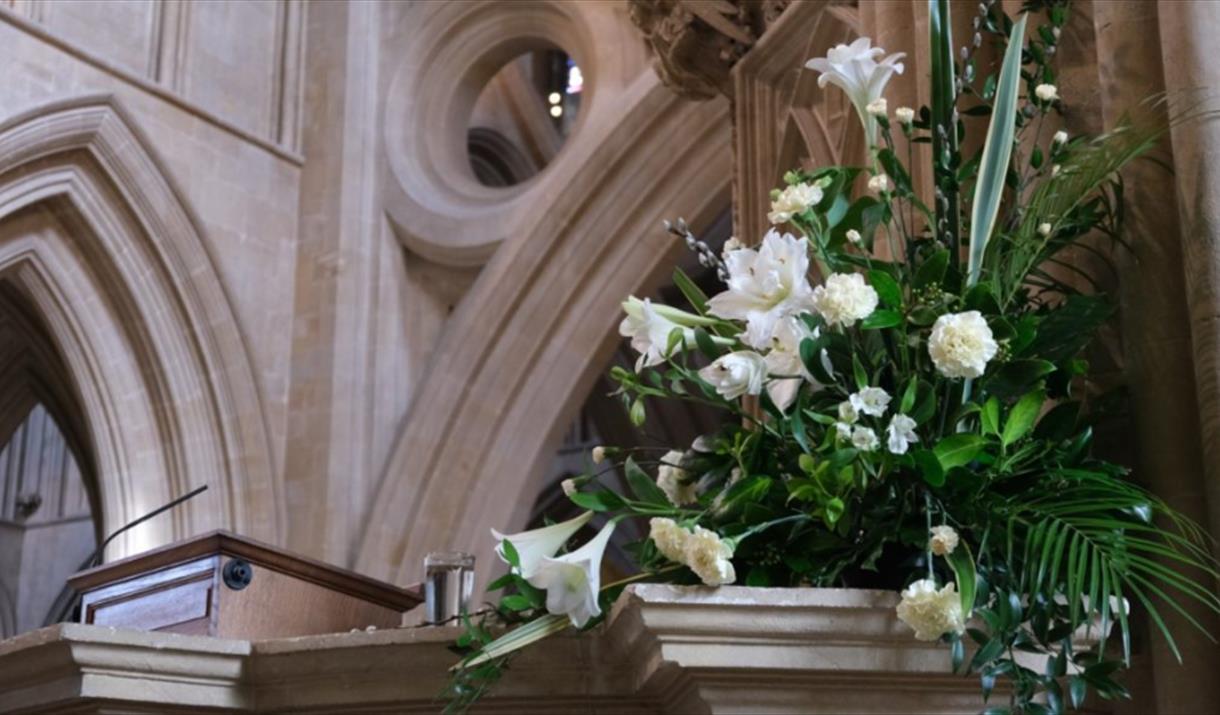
69,530 -> 422,639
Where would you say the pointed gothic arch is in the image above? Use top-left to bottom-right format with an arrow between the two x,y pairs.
0,95 -> 279,558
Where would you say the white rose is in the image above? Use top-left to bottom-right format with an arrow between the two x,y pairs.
896,578 -> 966,641
768,182 -> 824,225
851,425 -> 880,452
812,273 -> 879,327
886,413 -> 919,455
1035,83 -> 1058,102
699,351 -> 767,400
657,450 -> 698,506
895,106 -> 915,124
866,97 -> 888,116
684,526 -> 737,586
928,311 -> 998,379
708,230 -> 816,348
846,228 -> 863,244
1052,130 -> 1068,145
849,386 -> 891,417
868,173 -> 890,193
929,525 -> 960,556
649,517 -> 689,563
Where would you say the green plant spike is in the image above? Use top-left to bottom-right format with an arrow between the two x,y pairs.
966,13 -> 1027,289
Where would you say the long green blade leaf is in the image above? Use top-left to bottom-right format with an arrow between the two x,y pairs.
455,614 -> 569,669
967,13 -> 1027,288
929,0 -> 960,269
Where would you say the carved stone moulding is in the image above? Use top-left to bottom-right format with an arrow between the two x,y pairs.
628,0 -> 793,100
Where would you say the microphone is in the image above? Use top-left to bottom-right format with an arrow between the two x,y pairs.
42,484 -> 209,627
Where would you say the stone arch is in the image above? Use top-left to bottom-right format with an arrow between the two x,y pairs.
356,70 -> 733,583
0,95 -> 279,558
467,127 -> 539,187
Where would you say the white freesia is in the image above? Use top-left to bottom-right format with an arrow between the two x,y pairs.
850,386 -> 891,417
895,106 -> 916,124
527,521 -> 616,627
851,425 -> 880,451
764,316 -> 817,410
835,421 -> 854,440
928,311 -> 998,379
896,579 -> 966,641
491,510 -> 594,579
846,228 -> 862,244
886,413 -> 920,455
868,173 -> 890,193
708,230 -> 816,348
805,37 -> 905,144
1053,130 -> 1068,145
657,450 -> 698,506
812,272 -> 879,327
768,182 -> 824,225
699,351 -> 767,400
685,526 -> 737,586
649,517 -> 689,563
929,525 -> 960,556
838,400 -> 859,424
866,97 -> 888,116
1035,83 -> 1058,102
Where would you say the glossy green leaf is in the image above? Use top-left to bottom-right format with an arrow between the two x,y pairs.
934,434 -> 987,470
869,269 -> 903,308
1002,390 -> 1045,448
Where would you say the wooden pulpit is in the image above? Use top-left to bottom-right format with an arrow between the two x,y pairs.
68,530 -> 422,639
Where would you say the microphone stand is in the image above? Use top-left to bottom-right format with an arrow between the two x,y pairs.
42,484 -> 209,627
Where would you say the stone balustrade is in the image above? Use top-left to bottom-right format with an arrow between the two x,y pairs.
0,585 -> 1004,714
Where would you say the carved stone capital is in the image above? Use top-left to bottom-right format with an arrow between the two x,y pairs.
628,0 -> 793,100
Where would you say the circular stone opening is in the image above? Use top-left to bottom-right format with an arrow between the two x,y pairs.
467,48 -> 583,187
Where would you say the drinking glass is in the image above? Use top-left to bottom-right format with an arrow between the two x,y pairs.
424,551 -> 475,625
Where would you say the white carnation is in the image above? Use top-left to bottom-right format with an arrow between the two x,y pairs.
849,386 -> 891,417
929,525 -> 960,556
928,311 -> 998,379
649,517 -> 689,563
561,479 -> 578,497
1052,130 -> 1068,145
768,182 -> 824,225
851,425 -> 879,452
866,97 -> 888,116
1037,222 -> 1052,237
868,173 -> 890,193
591,446 -> 606,464
846,229 -> 862,244
895,106 -> 915,124
897,579 -> 966,641
684,526 -> 737,586
812,273 -> 879,327
886,413 -> 919,455
699,351 -> 767,400
1035,83 -> 1058,102
657,450 -> 698,506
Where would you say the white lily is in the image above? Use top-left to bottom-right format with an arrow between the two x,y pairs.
527,521 -> 616,627
764,316 -> 817,411
805,37 -> 905,145
707,230 -> 815,349
619,297 -> 720,371
491,511 -> 594,579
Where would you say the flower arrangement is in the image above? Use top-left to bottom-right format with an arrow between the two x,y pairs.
447,2 -> 1219,713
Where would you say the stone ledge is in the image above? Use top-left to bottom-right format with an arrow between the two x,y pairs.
0,586 -> 995,714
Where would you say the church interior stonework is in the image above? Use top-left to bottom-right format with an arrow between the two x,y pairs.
2,0 -> 1220,713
